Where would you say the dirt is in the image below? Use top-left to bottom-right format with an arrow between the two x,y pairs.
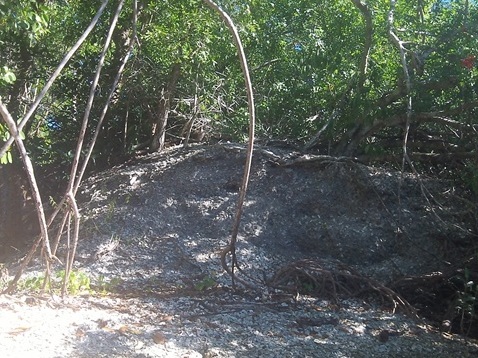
1,142 -> 477,357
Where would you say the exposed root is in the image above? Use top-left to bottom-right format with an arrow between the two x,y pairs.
268,258 -> 416,317
390,256 -> 478,336
220,244 -> 262,291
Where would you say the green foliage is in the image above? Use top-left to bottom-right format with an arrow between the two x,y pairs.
0,150 -> 12,164
57,269 -> 91,295
95,274 -> 123,294
466,164 -> 478,196
20,274 -> 46,292
0,0 -> 476,184
194,274 -> 217,291
0,66 -> 16,85
0,0 -> 50,46
0,123 -> 12,164
18,269 -> 91,295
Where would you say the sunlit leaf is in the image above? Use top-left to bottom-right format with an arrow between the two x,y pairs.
1,151 -> 12,164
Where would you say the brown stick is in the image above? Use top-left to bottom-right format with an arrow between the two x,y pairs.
351,0 -> 373,90
60,0 -> 126,294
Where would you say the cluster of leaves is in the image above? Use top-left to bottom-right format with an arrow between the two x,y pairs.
0,0 -> 51,164
448,265 -> 478,336
18,269 -> 91,295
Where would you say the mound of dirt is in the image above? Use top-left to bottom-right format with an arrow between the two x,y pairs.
79,143 -> 472,283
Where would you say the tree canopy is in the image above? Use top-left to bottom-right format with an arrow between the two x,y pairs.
1,0 -> 476,170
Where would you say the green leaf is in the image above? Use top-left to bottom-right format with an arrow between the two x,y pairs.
1,66 -> 16,84
1,151 -> 12,164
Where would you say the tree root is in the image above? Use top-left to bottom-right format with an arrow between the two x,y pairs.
268,258 -> 417,317
220,244 -> 262,291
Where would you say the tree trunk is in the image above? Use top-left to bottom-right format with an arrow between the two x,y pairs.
150,63 -> 181,152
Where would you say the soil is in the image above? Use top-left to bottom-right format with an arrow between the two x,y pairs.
1,142 -> 477,357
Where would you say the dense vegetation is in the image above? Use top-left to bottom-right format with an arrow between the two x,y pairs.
0,0 -> 477,328
1,0 -> 476,170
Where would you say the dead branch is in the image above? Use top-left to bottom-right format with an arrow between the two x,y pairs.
357,151 -> 477,165
0,102 -> 53,262
150,62 -> 181,152
278,154 -> 357,167
388,0 -> 413,167
350,0 -> 373,90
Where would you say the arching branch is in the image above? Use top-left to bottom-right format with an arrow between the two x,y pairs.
202,0 -> 256,288
0,101 -> 56,293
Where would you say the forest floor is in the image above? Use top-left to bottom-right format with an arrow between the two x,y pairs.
1,142 -> 477,357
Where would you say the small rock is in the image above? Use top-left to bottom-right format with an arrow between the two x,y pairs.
152,330 -> 167,344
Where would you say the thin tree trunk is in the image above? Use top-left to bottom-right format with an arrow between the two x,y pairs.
150,63 -> 181,152
0,101 -> 52,260
351,0 -> 373,91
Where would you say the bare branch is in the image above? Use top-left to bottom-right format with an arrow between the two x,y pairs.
74,0 -> 138,193
202,0 -> 256,288
351,0 -> 373,90
388,0 -> 416,191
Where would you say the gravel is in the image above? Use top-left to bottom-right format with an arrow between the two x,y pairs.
1,289 -> 477,357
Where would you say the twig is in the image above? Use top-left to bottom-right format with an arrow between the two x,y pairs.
388,0 -> 414,237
